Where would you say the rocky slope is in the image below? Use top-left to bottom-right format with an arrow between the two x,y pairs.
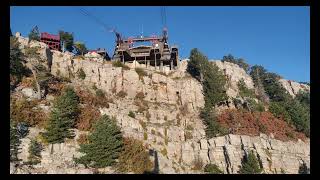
11,33 -> 310,174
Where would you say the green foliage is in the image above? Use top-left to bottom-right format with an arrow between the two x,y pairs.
112,61 -> 130,70
10,120 -> 20,162
245,98 -> 265,112
77,68 -> 86,80
27,139 -> 42,165
238,79 -> 255,98
187,48 -> 227,108
74,41 -> 88,55
95,89 -> 105,98
28,26 -> 40,41
204,164 -> 223,174
59,31 -> 74,52
269,101 -> 291,122
295,91 -> 310,108
222,54 -> 250,73
239,151 -> 263,174
135,68 -> 147,80
298,162 -> 310,174
43,86 -> 80,144
10,37 -> 28,87
286,99 -> 310,136
75,115 -> 124,168
117,138 -> 153,174
128,111 -> 135,118
200,108 -> 228,138
186,48 -> 229,138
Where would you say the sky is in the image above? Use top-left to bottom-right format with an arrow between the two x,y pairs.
10,6 -> 310,82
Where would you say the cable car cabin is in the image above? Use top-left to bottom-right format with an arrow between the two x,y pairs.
40,32 -> 61,51
112,31 -> 179,70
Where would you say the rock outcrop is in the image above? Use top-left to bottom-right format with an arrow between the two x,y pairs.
11,34 -> 310,174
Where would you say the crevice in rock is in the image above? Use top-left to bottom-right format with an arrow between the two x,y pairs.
223,145 -> 231,174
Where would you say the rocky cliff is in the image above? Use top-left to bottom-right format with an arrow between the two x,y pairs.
11,34 -> 310,174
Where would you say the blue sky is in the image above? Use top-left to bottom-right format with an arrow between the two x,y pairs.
10,6 -> 310,82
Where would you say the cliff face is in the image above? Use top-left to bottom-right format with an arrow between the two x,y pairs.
11,34 -> 310,174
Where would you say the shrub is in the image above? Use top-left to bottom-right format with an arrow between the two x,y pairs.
112,61 -> 130,70
135,68 -> 147,80
117,138 -> 153,174
135,91 -> 145,100
191,157 -> 203,170
76,105 -> 101,131
204,164 -> 223,174
43,86 -> 80,144
239,151 -> 262,174
27,139 -> 42,165
269,101 -> 291,122
10,120 -> 20,162
238,79 -> 255,98
185,131 -> 193,140
160,148 -> 167,157
77,68 -> 86,80
10,37 -> 29,88
200,108 -> 228,138
144,132 -> 148,140
298,162 -> 310,174
77,134 -> 89,145
95,89 -> 105,98
10,97 -> 48,127
117,90 -> 127,98
222,54 -> 250,73
75,115 -> 124,168
128,111 -> 136,118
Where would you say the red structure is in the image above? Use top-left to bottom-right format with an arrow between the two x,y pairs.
40,32 -> 60,51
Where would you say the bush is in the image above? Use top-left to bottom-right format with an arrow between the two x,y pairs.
191,157 -> 203,170
238,79 -> 255,98
43,86 -> 80,143
77,68 -> 86,80
77,134 -> 89,145
222,54 -> 250,73
200,108 -> 228,138
128,111 -> 135,118
95,89 -> 105,98
10,37 -> 29,88
76,105 -> 101,131
135,91 -> 145,100
112,61 -> 130,70
10,97 -> 48,127
117,90 -> 127,98
269,101 -> 291,122
116,138 -> 153,174
75,115 -> 123,168
10,120 -> 20,162
204,164 -> 223,174
298,162 -> 310,174
27,139 -> 42,165
239,151 -> 262,174
135,68 -> 147,80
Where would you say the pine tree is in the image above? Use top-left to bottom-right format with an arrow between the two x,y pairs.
10,120 -> 20,162
75,115 -> 124,168
239,151 -> 263,174
43,86 -> 79,144
28,26 -> 40,42
27,139 -> 42,165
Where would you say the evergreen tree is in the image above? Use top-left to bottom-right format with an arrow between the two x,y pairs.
75,115 -> 124,168
187,48 -> 228,138
27,139 -> 42,165
59,31 -> 74,52
74,41 -> 88,56
239,151 -> 263,174
28,26 -> 40,42
10,120 -> 20,162
43,86 -> 79,143
10,37 -> 28,88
